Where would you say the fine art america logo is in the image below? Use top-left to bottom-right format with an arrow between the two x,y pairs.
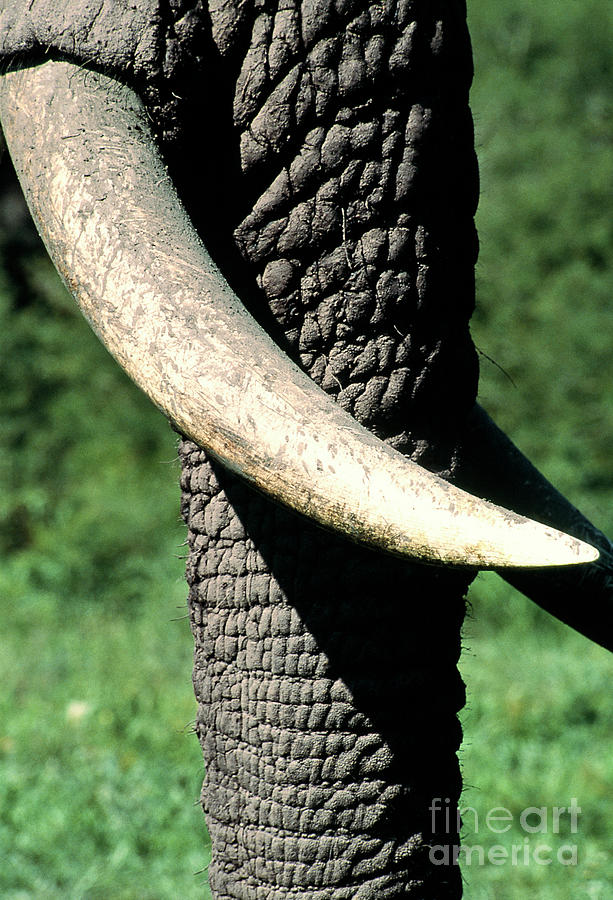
429,797 -> 581,866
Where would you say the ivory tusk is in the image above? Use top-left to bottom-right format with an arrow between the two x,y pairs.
0,60 -> 599,569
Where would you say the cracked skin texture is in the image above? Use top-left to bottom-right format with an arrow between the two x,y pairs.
1,0 -> 479,895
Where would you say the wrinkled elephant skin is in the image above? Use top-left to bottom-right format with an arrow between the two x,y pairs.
0,1 -> 611,898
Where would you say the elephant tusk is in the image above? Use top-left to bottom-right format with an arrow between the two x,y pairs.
456,406 -> 613,649
0,59 -> 599,569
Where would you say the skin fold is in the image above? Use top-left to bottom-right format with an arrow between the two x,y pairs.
0,1 -> 610,897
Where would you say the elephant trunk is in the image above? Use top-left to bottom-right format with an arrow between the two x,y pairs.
181,442 -> 467,898
180,4 -> 475,894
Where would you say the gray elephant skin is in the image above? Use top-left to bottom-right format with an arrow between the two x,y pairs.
0,1 -> 611,898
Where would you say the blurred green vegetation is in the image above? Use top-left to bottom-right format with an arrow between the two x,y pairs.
0,167 -> 208,895
469,0 -> 613,522
0,0 -> 612,895
461,1 -> 613,897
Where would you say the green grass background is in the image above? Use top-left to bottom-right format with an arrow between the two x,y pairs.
1,0 -> 612,896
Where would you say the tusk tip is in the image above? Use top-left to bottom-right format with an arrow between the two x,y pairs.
503,528 -> 600,570
550,535 -> 600,567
